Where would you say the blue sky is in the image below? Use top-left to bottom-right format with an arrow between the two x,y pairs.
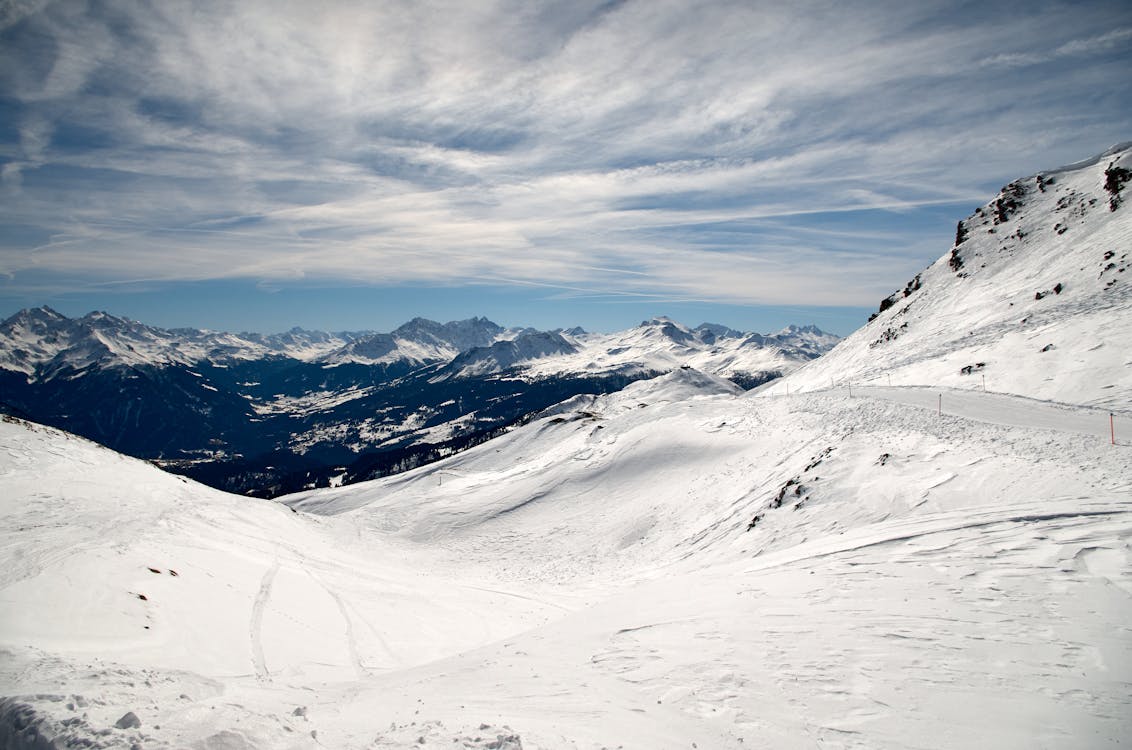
1,0 -> 1130,336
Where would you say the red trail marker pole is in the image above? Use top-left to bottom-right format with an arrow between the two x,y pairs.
938,393 -> 942,416
1113,413 -> 1116,445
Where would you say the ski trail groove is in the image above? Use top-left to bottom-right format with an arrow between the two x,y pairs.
302,564 -> 398,673
322,580 -> 370,679
250,560 -> 280,682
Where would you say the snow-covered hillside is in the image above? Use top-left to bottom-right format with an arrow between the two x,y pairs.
2,145 -> 1130,749
0,415 -> 564,748
772,142 -> 1132,409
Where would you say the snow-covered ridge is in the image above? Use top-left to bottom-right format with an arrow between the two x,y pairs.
773,141 -> 1132,409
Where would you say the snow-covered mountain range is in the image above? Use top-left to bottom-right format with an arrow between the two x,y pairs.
0,307 -> 364,376
0,309 -> 835,383
2,144 -> 1130,749
0,310 -> 838,496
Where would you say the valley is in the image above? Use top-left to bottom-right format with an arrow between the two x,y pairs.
0,314 -> 836,497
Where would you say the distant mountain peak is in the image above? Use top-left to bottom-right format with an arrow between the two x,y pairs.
639,315 -> 682,327
776,323 -> 830,336
3,305 -> 67,327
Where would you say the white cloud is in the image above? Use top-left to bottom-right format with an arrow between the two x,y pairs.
0,0 -> 50,31
0,0 -> 1130,309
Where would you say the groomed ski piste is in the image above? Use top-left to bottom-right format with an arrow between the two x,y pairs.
2,145 -> 1131,749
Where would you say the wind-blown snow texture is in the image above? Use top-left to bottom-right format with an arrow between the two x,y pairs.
1,145 -> 1131,749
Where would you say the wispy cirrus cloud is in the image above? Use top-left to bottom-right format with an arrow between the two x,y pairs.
0,0 -> 1130,323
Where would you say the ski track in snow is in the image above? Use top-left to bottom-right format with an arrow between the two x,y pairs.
250,559 -> 280,683
303,566 -> 377,680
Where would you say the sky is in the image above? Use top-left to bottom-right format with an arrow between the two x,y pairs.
0,0 -> 1130,336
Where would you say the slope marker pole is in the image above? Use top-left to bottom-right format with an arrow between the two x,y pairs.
938,393 -> 942,416
982,373 -> 986,392
1113,413 -> 1117,446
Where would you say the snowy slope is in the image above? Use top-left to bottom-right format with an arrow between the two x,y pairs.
771,142 -> 1132,409
0,416 -> 567,749
4,370 -> 1128,748
274,375 -> 1132,749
